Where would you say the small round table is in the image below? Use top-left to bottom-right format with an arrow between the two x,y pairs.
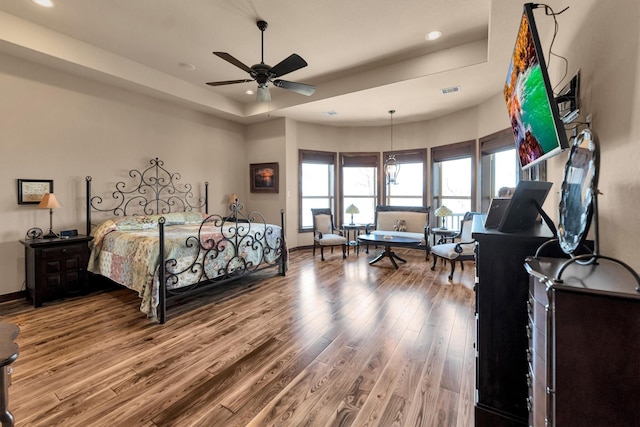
431,227 -> 458,247
342,223 -> 368,255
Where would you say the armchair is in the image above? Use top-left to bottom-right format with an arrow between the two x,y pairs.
430,211 -> 481,280
311,208 -> 347,261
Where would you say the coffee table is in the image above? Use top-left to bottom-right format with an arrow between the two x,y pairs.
357,234 -> 422,269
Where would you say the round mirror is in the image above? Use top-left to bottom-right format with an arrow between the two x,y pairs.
558,128 -> 599,254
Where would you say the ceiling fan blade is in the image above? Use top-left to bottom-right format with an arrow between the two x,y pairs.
213,52 -> 253,74
257,85 -> 271,102
206,79 -> 253,86
270,54 -> 308,78
273,79 -> 316,96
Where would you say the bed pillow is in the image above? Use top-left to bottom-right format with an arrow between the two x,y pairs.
112,215 -> 158,231
148,212 -> 206,225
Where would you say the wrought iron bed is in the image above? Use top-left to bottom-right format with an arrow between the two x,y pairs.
85,158 -> 286,323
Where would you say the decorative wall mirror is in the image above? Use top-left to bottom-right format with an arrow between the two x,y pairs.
557,128 -> 599,254
547,128 -> 640,289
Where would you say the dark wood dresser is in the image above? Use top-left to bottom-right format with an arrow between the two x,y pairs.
20,235 -> 93,307
472,216 -> 555,426
525,256 -> 640,426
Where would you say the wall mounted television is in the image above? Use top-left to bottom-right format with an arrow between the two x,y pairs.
504,3 -> 569,170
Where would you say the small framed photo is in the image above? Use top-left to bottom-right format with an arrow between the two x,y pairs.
250,162 -> 279,193
18,179 -> 54,205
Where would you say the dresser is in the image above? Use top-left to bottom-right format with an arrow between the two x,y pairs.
472,216 -> 555,426
525,256 -> 640,426
20,235 -> 93,307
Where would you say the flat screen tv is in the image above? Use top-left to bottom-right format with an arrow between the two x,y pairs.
504,3 -> 569,170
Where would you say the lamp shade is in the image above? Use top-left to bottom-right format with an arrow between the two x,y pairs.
345,204 -> 360,215
434,205 -> 452,217
37,193 -> 61,209
228,194 -> 238,204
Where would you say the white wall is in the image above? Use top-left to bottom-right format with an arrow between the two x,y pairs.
543,0 -> 640,272
0,53 -> 246,296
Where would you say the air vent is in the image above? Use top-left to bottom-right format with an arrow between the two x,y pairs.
440,85 -> 461,95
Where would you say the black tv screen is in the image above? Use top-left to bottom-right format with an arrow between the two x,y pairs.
504,3 -> 569,170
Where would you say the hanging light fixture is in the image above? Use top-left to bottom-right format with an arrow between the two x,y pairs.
385,109 -> 400,184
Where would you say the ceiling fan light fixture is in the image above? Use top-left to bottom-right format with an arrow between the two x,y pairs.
257,85 -> 271,102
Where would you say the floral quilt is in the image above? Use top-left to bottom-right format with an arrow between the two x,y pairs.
87,213 -> 283,321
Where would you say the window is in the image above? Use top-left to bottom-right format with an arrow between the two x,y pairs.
431,140 -> 476,229
299,150 -> 336,231
480,129 -> 521,212
383,149 -> 427,206
340,153 -> 380,226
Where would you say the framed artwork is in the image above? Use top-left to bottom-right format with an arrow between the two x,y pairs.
18,179 -> 54,205
250,162 -> 279,193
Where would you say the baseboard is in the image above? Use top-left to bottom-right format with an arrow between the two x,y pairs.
0,291 -> 26,303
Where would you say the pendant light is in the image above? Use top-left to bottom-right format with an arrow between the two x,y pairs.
385,109 -> 400,184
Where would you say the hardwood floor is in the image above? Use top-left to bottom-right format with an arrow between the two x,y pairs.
1,248 -> 476,427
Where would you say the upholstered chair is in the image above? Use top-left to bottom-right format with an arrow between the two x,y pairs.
311,208 -> 347,261
430,212 -> 481,280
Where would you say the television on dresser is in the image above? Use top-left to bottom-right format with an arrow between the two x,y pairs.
504,2 -> 569,170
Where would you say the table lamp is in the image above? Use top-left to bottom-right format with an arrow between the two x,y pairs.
38,193 -> 61,238
346,204 -> 359,225
434,205 -> 452,229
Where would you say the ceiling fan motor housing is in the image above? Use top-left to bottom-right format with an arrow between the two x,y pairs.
251,64 -> 273,85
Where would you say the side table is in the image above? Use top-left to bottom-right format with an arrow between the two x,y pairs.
20,235 -> 93,307
430,227 -> 458,247
342,224 -> 368,255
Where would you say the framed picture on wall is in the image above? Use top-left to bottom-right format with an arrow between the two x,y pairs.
17,179 -> 54,204
250,162 -> 279,193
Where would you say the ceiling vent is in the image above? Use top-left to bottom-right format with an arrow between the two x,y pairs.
441,85 -> 461,95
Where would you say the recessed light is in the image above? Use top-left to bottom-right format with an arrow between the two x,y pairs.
425,30 -> 442,41
245,89 -> 254,95
32,0 -> 55,7
177,62 -> 196,71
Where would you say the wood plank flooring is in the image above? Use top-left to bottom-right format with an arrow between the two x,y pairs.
1,248 -> 476,427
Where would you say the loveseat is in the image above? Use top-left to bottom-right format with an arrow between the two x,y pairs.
365,205 -> 431,259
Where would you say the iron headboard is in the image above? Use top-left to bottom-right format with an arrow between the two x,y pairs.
86,158 -> 208,235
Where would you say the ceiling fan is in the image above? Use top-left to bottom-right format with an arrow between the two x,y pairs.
206,20 -> 316,102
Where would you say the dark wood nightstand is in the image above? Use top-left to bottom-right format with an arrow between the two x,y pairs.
20,235 -> 93,307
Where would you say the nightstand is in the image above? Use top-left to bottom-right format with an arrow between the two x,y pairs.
20,235 -> 93,307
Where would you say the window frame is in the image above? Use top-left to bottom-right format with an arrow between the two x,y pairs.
479,128 -> 546,212
382,148 -> 427,206
431,139 -> 477,228
339,152 -> 381,226
299,149 -> 337,232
